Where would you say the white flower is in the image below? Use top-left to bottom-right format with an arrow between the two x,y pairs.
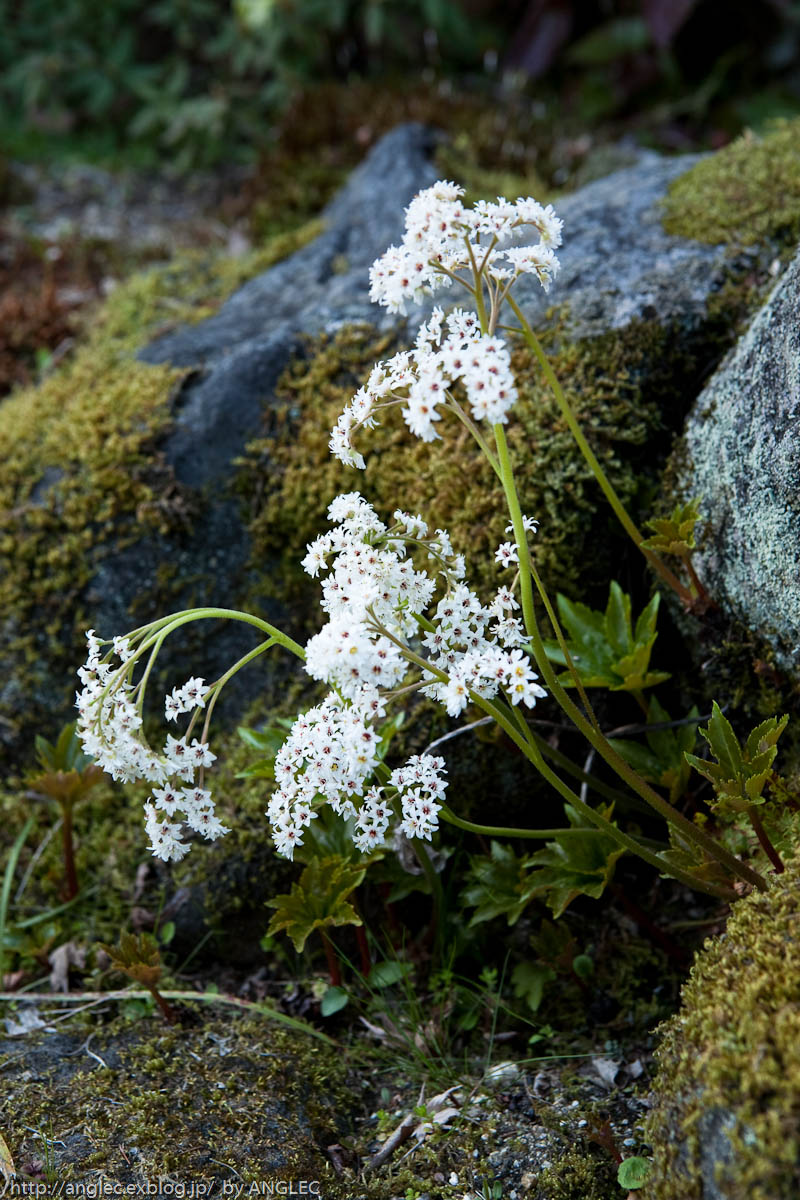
504,243 -> 561,291
506,515 -> 539,535
494,542 -> 519,567
330,309 -> 521,467
144,803 -> 190,863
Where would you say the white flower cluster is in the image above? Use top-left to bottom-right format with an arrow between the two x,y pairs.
266,494 -> 546,858
420,582 -> 547,716
331,307 -> 518,466
268,697 -> 447,858
76,632 -> 227,862
369,180 -> 562,314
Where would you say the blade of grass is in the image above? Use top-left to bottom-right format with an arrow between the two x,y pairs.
13,886 -> 98,930
0,819 -> 34,980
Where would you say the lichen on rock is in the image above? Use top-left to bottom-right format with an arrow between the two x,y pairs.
674,242 -> 800,674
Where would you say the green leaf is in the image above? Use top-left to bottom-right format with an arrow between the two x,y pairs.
266,855 -> 366,952
36,721 -> 93,773
611,698 -> 697,803
237,724 -> 287,753
368,960 -> 408,988
605,581 -> 633,657
544,583 -> 669,693
617,1157 -> 652,1189
320,985 -> 349,1016
642,498 -> 701,556
633,591 -> 661,645
686,704 -> 788,815
376,710 -> 405,761
98,931 -> 163,989
572,953 -> 594,980
567,16 -> 649,65
296,808 -> 385,866
705,703 -> 744,777
234,760 -> 279,780
463,809 -> 624,927
525,805 -> 625,918
461,841 -> 533,927
511,961 -> 556,1014
158,921 -> 175,946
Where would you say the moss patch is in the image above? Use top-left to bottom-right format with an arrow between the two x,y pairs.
537,1145 -> 619,1200
662,118 -> 800,246
1,1010 -> 356,1188
645,852 -> 800,1200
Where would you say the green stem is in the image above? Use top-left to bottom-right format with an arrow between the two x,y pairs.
98,609 -> 304,731
199,638 -> 276,747
444,396 -> 502,478
525,727 -> 651,815
466,236 -> 490,332
483,694 -> 739,899
136,607 -> 305,662
506,295 -> 692,605
373,617 -> 738,899
492,422 -> 766,893
441,807 -> 635,841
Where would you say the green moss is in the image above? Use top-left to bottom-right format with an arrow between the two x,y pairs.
662,118 -> 800,246
0,1010 -> 358,1188
537,1145 -> 618,1200
238,315 -> 712,617
435,130 -> 551,209
0,220 -> 320,769
645,852 -> 800,1199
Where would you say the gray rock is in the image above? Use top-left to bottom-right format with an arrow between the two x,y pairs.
114,133 -> 736,708
142,138 -> 729,492
680,245 -> 800,667
142,122 -> 441,490
512,150 -> 729,339
84,124 -> 442,722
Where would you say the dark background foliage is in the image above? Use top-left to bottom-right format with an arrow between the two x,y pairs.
1,0 -> 799,168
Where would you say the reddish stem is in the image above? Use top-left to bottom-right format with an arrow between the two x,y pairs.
61,802 -> 79,900
355,925 -> 371,977
321,931 -> 342,987
747,806 -> 785,873
588,1120 -> 623,1165
682,554 -> 714,613
148,985 -> 178,1024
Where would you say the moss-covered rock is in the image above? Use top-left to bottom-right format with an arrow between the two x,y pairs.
645,853 -> 800,1199
240,315 -> 712,609
0,224 -> 319,772
661,118 -> 800,247
0,1009 -> 355,1188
